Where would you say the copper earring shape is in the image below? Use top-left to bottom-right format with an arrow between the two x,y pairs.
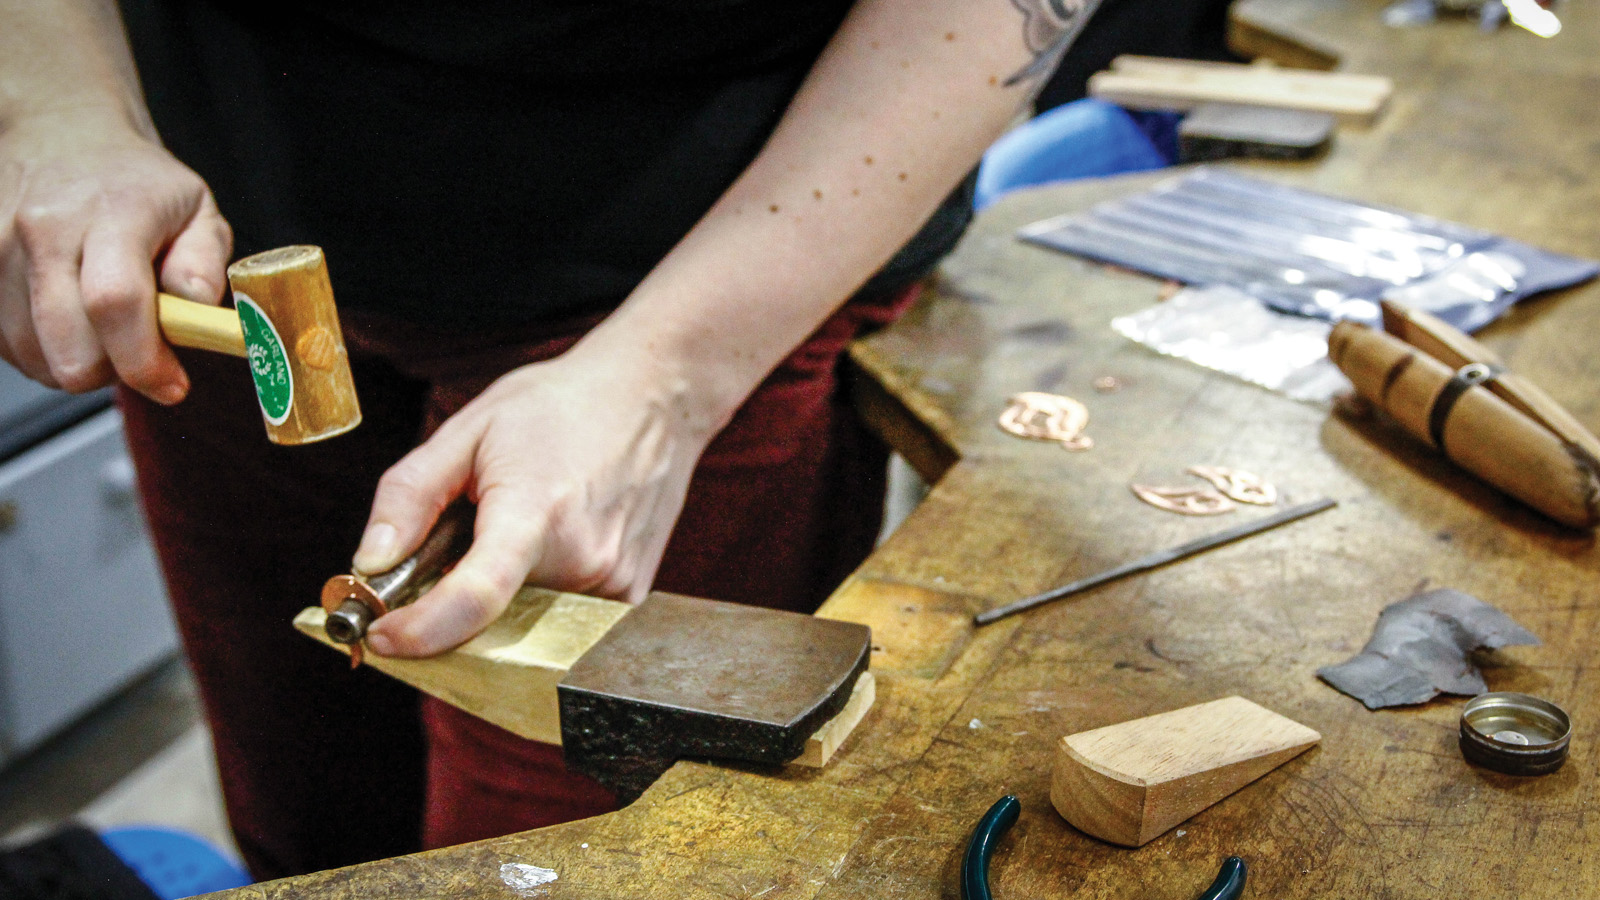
998,392 -> 1093,451
1187,466 -> 1278,506
1129,484 -> 1237,516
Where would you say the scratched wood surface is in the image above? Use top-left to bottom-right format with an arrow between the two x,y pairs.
209,3 -> 1599,898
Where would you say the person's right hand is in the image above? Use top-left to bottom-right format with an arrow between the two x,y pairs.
0,110 -> 231,403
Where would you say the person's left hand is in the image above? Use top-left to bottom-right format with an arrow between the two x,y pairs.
351,344 -> 719,658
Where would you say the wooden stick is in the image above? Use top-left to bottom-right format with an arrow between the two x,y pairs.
1110,55 -> 1393,100
157,292 -> 247,357
1329,321 -> 1600,528
1088,55 -> 1392,124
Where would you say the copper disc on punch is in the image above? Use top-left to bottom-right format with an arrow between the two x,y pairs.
321,574 -> 386,668
321,574 -> 387,617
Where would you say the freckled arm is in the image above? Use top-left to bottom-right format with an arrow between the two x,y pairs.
568,0 -> 1102,431
348,0 -> 1106,647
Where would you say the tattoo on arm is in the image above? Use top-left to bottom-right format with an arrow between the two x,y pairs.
1004,0 -> 1102,87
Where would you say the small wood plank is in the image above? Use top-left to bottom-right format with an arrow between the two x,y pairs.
1089,55 -> 1392,124
1050,696 -> 1320,847
1111,56 -> 1393,99
794,671 -> 876,768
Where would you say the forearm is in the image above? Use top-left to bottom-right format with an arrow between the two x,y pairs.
0,0 -> 153,136
578,0 -> 1094,433
0,1 -> 228,399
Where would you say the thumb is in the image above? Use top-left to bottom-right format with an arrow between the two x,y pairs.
365,486 -> 546,657
157,192 -> 232,306
353,420 -> 479,575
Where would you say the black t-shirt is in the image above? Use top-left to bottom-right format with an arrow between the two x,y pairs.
120,0 -> 973,326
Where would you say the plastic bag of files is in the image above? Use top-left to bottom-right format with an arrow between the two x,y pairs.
1018,168 -> 1599,400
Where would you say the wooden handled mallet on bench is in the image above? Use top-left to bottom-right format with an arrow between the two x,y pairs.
156,245 -> 360,444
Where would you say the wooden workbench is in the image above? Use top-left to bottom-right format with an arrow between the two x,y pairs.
212,2 -> 1598,897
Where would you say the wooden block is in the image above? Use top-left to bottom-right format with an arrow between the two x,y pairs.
1050,696 -> 1320,847
794,671 -> 876,768
1088,55 -> 1392,125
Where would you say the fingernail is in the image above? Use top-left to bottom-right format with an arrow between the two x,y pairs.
185,275 -> 216,302
353,522 -> 397,573
154,383 -> 186,406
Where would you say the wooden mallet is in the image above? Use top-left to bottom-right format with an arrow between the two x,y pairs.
155,245 -> 360,444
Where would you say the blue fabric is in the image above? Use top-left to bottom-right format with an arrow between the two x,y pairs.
100,828 -> 251,900
1127,109 -> 1184,163
974,98 -> 1172,210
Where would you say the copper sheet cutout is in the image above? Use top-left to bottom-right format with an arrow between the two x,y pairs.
1130,484 -> 1237,516
1130,466 -> 1279,516
1188,466 -> 1278,505
998,391 -> 1093,451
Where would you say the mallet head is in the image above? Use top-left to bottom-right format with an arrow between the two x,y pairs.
225,246 -> 361,444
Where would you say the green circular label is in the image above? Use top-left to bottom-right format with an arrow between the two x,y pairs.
235,293 -> 294,425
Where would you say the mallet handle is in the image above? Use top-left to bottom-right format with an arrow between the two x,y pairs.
157,292 -> 247,358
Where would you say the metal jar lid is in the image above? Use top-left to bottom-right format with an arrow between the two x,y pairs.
1458,692 -> 1571,776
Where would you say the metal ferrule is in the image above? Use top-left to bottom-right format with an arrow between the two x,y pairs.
324,600 -> 374,644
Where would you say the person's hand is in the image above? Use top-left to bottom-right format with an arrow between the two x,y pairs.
352,344 -> 721,657
0,110 -> 232,402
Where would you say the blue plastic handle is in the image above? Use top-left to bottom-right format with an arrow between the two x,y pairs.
957,795 -> 1248,900
1194,856 -> 1248,900
960,795 -> 1021,900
